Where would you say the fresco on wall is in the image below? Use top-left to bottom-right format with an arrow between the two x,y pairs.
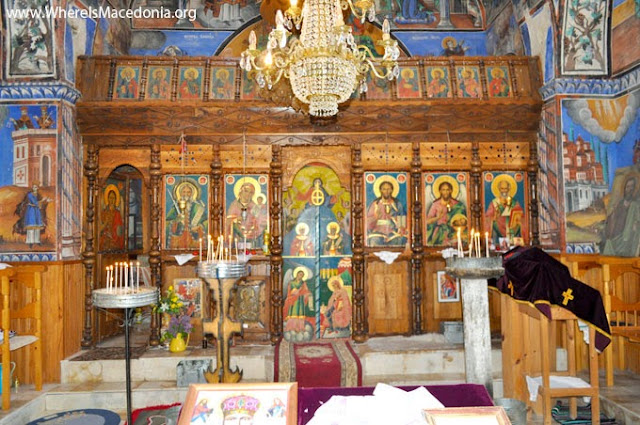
130,31 -> 230,56
424,172 -> 469,247
611,0 -> 640,74
364,172 -> 409,248
538,102 -> 562,249
483,171 -> 527,248
282,164 -> 352,341
93,17 -> 131,55
3,0 -> 56,77
561,0 -> 609,75
131,0 -> 260,30
163,175 -> 209,250
0,105 -> 57,256
485,3 -> 524,56
394,32 -> 486,56
523,4 -> 552,81
224,174 -> 269,252
64,7 -> 97,82
562,90 -> 640,256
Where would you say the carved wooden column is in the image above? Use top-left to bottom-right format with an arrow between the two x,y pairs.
470,141 -> 483,231
351,143 -> 366,342
81,144 -> 98,348
149,143 -> 162,346
528,135 -> 540,246
410,142 -> 424,334
211,144 -> 223,237
269,145 -> 283,344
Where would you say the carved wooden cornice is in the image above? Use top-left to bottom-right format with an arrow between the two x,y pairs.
77,55 -> 543,146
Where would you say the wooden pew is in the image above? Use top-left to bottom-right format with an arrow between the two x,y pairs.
601,258 -> 640,387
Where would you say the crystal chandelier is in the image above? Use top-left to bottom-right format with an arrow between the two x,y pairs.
240,0 -> 400,117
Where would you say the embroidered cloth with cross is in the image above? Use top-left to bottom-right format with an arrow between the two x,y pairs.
493,246 -> 611,352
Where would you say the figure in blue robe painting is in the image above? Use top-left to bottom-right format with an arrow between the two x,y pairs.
13,184 -> 51,248
395,0 -> 435,24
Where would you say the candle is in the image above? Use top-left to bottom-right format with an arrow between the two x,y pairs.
106,266 -> 110,291
468,229 -> 474,257
476,233 -> 481,258
235,238 -> 238,259
110,266 -> 114,291
485,232 -> 489,257
199,238 -> 203,262
457,228 -> 462,257
124,262 -> 128,290
115,263 -> 119,291
130,261 -> 134,289
136,261 -> 140,290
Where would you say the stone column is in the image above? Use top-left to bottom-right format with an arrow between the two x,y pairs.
446,257 -> 504,396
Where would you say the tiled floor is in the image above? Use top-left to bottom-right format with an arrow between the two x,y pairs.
1,332 -> 639,424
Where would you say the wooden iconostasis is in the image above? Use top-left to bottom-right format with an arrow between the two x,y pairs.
87,140 -> 536,346
77,55 -> 541,346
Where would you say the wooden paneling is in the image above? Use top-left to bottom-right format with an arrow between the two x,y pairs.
8,263 -> 82,384
366,258 -> 411,335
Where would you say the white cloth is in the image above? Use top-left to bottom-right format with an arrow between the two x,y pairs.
174,254 -> 195,266
0,263 -> 12,270
526,375 -> 591,403
373,251 -> 401,264
307,383 -> 444,425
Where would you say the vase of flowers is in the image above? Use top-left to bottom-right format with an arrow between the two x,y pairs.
155,285 -> 193,352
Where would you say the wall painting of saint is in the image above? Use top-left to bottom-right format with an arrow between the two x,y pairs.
364,172 -> 409,248
114,66 -> 141,100
486,66 -> 511,98
146,66 -> 173,100
224,174 -> 269,252
424,172 -> 469,247
210,67 -> 236,100
99,180 -> 126,252
483,172 -> 527,250
425,66 -> 451,98
163,175 -> 209,250
177,67 -> 204,100
397,66 -> 422,99
456,66 -> 482,98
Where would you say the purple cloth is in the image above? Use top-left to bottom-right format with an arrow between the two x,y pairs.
298,384 -> 493,424
494,246 -> 611,352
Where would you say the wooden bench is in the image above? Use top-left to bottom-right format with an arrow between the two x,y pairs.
602,258 -> 640,387
517,301 -> 600,425
0,266 -> 45,410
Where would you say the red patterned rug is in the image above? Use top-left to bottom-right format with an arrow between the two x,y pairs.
275,339 -> 362,388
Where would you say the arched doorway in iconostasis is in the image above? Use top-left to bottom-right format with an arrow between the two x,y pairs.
281,161 -> 353,342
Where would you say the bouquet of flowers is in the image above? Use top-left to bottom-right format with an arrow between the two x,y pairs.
155,285 -> 193,342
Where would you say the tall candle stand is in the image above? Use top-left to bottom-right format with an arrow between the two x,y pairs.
197,260 -> 247,383
445,256 -> 503,396
92,263 -> 157,425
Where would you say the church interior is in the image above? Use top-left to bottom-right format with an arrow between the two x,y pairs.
0,0 -> 639,423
